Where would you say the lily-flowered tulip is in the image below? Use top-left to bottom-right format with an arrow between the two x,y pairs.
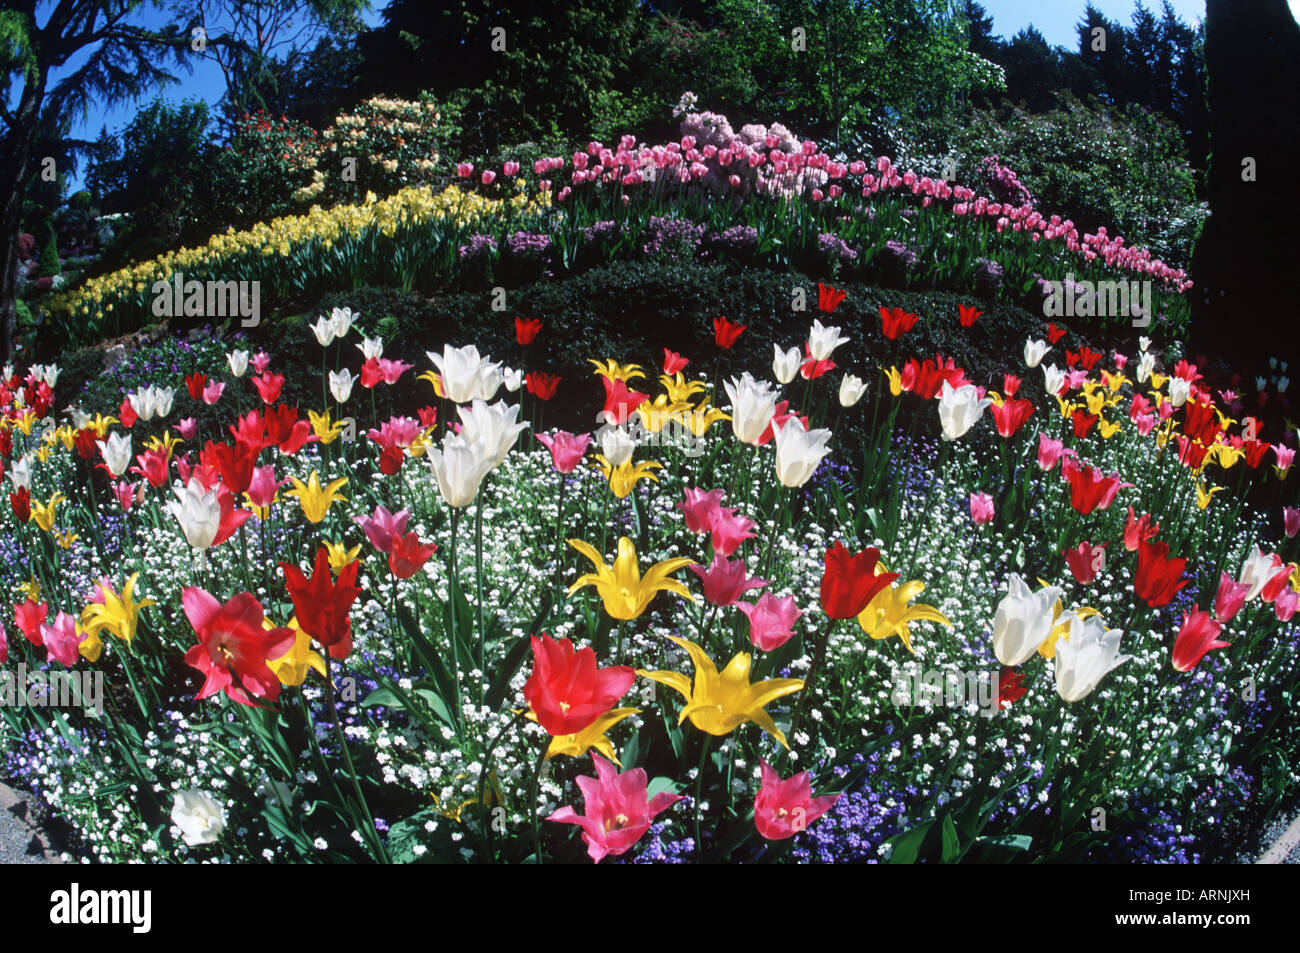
523,634 -> 636,736
857,568 -> 951,654
427,344 -> 503,404
598,424 -> 636,467
1043,363 -> 1066,397
1168,376 -> 1190,408
969,491 -> 994,524
724,372 -> 779,446
993,574 -> 1063,666
97,432 -> 132,478
536,430 -> 592,473
15,598 -> 47,645
772,416 -> 832,487
286,471 -> 348,523
1214,571 -> 1250,622
181,588 -> 296,706
938,381 -> 991,441
166,478 -> 250,551
595,456 -> 661,498
1172,608 -> 1230,672
310,314 -> 339,346
280,548 -> 360,659
329,369 -> 356,404
736,592 -> 802,651
820,542 -> 899,619
1064,540 -> 1107,585
227,350 -> 249,377
1133,538 -> 1187,608
679,487 -> 724,534
807,319 -> 849,362
457,398 -> 528,467
388,531 -> 437,579
773,344 -> 801,385
41,611 -> 93,666
266,618 -> 327,687
753,760 -> 841,841
639,636 -> 804,746
1238,546 -> 1278,602
1053,614 -> 1131,702
1024,338 -> 1049,368
689,553 -> 768,606
838,373 -> 867,407
427,432 -> 493,508
80,573 -> 155,645
568,537 -> 695,620
546,752 -> 683,863
709,507 -> 756,557
536,708 -> 640,764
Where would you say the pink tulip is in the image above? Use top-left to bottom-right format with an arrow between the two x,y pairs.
710,507 -> 757,558
535,430 -> 592,474
202,380 -> 225,405
753,760 -> 841,841
354,504 -> 411,555
1285,507 -> 1300,538
178,417 -> 198,441
546,753 -> 683,863
456,162 -> 473,178
1275,586 -> 1299,622
969,491 -> 995,525
1214,571 -> 1250,623
1036,434 -> 1074,472
0,620 -> 6,664
736,593 -> 802,651
112,480 -> 144,512
481,170 -> 496,185
245,465 -> 289,511
688,553 -> 768,606
1172,608 -> 1230,672
40,612 -> 85,667
251,351 -> 271,374
503,161 -> 520,177
1276,444 -> 1296,474
1135,413 -> 1157,436
678,487 -> 724,535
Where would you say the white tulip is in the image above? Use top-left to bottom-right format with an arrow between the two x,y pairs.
97,432 -> 132,478
938,381 -> 991,441
503,368 -> 523,392
772,345 -> 801,385
1279,376 -> 1290,394
724,372 -> 779,446
171,790 -> 226,847
772,416 -> 832,488
1167,376 -> 1190,408
154,386 -> 175,419
1256,376 -> 1267,392
427,432 -> 494,508
428,344 -> 503,404
70,406 -> 90,430
329,369 -> 356,404
165,478 -> 221,551
309,314 -> 336,346
1042,363 -> 1066,397
358,337 -> 383,361
1024,338 -> 1049,368
1053,615 -> 1131,702
599,425 -> 637,467
838,373 -> 866,407
1138,336 -> 1151,353
992,574 -> 1062,666
9,455 -> 31,491
1136,351 -> 1155,384
227,350 -> 249,378
1239,546 -> 1278,602
457,399 -> 528,467
807,319 -> 849,362
328,306 -> 356,341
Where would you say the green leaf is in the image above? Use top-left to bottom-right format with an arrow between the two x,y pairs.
940,813 -> 960,863
885,819 -> 933,864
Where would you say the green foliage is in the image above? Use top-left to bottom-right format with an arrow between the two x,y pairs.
38,231 -> 61,278
209,110 -> 321,229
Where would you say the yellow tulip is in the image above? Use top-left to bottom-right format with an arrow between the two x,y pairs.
145,430 -> 182,457
660,373 -> 706,404
857,571 -> 951,654
567,536 -> 695,620
323,540 -> 361,574
1098,417 -> 1123,439
883,365 -> 902,397
286,471 -> 348,523
18,577 -> 40,602
31,492 -> 66,533
266,619 -> 327,687
417,370 -> 446,399
1196,481 -> 1224,510
595,455 -> 662,499
530,707 -> 641,764
683,405 -> 730,437
308,409 -> 345,444
54,530 -> 79,550
80,573 -> 156,645
639,636 -> 804,748
589,359 -> 644,382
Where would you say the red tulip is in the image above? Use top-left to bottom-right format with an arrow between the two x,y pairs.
9,487 -> 30,522
15,598 -> 47,645
819,542 -> 898,619
991,396 -> 1034,438
662,349 -> 690,374
515,316 -> 543,345
1071,409 -> 1098,438
1123,507 -> 1160,551
601,376 -> 647,425
185,372 -> 207,402
201,438 -> 259,495
1046,323 -> 1067,344
522,634 -> 635,736
1064,540 -> 1107,584
263,405 -> 313,455
73,428 -> 98,460
957,304 -> 982,328
1172,608 -> 1230,672
378,445 -> 405,475
1061,458 -> 1127,515
1134,538 -> 1188,609
995,667 -> 1027,709
280,548 -> 360,660
879,306 -> 919,340
251,372 -> 284,404
713,316 -> 746,349
817,282 -> 847,313
182,588 -> 296,706
388,531 -> 437,579
526,371 -> 561,401
119,396 -> 139,428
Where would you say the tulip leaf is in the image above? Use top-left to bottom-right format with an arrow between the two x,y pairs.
939,813 -> 960,863
646,776 -> 679,799
976,833 -> 1032,853
486,591 -> 555,710
885,819 -> 934,864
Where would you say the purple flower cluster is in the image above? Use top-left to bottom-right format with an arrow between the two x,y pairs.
788,749 -> 910,863
641,216 -> 705,258
881,239 -> 917,272
505,231 -> 553,259
818,232 -> 859,263
457,233 -> 498,261
703,224 -> 759,259
980,155 -> 1035,208
974,257 -> 1004,297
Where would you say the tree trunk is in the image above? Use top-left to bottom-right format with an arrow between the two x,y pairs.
0,67 -> 48,365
